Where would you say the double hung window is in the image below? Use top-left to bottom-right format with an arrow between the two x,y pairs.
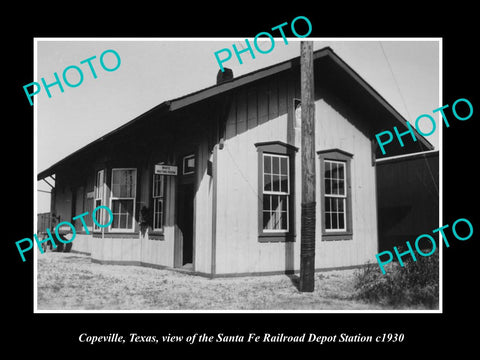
110,168 -> 136,231
324,160 -> 347,232
93,169 -> 105,231
255,141 -> 297,242
318,149 -> 353,240
152,173 -> 164,231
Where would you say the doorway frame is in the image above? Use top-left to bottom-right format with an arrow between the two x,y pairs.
174,150 -> 197,270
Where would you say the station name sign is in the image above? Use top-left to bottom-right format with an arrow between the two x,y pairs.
155,164 -> 178,176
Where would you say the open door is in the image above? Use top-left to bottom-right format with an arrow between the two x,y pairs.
178,182 -> 194,266
175,154 -> 196,269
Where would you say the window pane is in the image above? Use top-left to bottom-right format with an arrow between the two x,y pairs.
94,199 -> 102,227
263,211 -> 271,230
274,211 -> 282,230
153,198 -> 163,229
279,195 -> 288,212
263,195 -> 271,211
325,178 -> 332,195
95,170 -> 104,198
158,199 -> 163,213
160,176 -> 164,196
331,162 -> 338,179
325,212 -> 331,230
271,195 -> 279,211
272,174 -> 280,192
264,155 -> 272,174
338,211 -> 345,229
338,180 -> 345,195
122,199 -> 133,214
112,215 -> 119,228
112,199 -> 120,213
325,161 -> 332,179
338,163 -> 345,180
120,214 -> 127,229
263,195 -> 270,211
332,212 -> 338,229
280,157 -> 288,175
331,198 -> 338,211
338,198 -> 344,212
324,197 -> 331,211
272,155 -> 280,174
332,180 -> 339,195
153,174 -> 164,197
111,184 -> 119,197
280,175 -> 288,193
281,212 -> 288,230
264,174 -> 272,192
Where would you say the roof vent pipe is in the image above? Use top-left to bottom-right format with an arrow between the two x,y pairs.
216,68 -> 233,84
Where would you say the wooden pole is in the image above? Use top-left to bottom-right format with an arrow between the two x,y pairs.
299,41 -> 316,292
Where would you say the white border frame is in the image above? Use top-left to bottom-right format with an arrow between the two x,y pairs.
33,37 -> 443,314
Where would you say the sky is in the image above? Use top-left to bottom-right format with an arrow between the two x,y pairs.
35,38 -> 441,212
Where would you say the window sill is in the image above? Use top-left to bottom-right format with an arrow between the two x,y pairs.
147,232 -> 165,241
322,232 -> 353,241
258,233 -> 295,243
92,232 -> 139,239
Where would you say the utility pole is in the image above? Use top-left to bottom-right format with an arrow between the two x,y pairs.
299,41 -> 316,292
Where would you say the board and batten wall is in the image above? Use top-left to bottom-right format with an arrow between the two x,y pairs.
214,71 -> 378,275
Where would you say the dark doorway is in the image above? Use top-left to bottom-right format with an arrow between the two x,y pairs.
178,182 -> 194,266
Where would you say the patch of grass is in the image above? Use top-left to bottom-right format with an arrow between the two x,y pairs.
353,249 -> 439,309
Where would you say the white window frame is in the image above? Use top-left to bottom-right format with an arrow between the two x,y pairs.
93,169 -> 105,231
262,153 -> 290,233
324,159 -> 347,232
109,168 -> 137,233
182,154 -> 195,175
152,173 -> 164,232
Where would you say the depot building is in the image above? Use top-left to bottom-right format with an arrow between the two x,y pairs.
37,47 -> 438,277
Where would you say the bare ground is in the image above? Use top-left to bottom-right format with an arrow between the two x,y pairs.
37,252 -> 392,311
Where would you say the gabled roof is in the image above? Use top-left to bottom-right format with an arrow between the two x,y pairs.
37,46 -> 433,180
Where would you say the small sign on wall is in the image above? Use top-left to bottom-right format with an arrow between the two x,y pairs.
155,164 -> 178,176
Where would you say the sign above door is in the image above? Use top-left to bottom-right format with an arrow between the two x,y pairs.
155,164 -> 178,176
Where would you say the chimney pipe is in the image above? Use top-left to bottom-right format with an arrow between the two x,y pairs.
217,68 -> 233,84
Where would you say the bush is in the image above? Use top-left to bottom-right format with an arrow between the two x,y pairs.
353,248 -> 439,309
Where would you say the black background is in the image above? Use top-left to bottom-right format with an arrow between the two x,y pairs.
5,5 -> 478,355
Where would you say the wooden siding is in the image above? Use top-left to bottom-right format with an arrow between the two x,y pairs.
215,71 -> 378,274
57,67 -> 380,275
64,111 -> 214,271
315,98 -> 378,268
215,73 -> 298,274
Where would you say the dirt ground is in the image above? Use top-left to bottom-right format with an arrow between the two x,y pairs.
36,252 -> 390,311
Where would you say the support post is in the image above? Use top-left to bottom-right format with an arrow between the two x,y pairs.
299,41 -> 316,292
